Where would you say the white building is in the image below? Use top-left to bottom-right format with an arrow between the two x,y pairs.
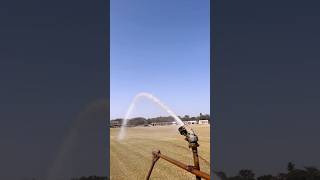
199,120 -> 209,124
183,120 -> 198,125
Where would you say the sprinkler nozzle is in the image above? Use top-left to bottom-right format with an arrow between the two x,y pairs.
178,126 -> 199,146
178,126 -> 188,136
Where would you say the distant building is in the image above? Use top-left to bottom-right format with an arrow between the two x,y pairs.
183,120 -> 198,125
198,120 -> 209,124
110,120 -> 121,128
151,121 -> 176,126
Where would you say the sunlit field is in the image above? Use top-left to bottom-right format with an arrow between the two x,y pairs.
110,124 -> 210,180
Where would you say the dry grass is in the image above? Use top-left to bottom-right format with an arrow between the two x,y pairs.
110,124 -> 210,180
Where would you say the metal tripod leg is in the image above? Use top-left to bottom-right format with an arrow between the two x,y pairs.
146,150 -> 210,180
146,150 -> 160,180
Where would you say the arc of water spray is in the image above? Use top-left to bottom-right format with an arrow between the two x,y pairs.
117,92 -> 185,140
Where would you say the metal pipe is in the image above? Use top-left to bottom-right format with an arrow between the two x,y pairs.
149,150 -> 210,180
191,146 -> 201,180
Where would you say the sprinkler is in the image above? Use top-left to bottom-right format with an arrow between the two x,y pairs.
146,125 -> 210,180
178,126 -> 199,147
178,126 -> 201,180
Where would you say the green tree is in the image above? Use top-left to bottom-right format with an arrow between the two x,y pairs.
215,171 -> 228,180
238,169 -> 255,180
287,162 -> 295,172
257,175 -> 274,180
304,166 -> 320,180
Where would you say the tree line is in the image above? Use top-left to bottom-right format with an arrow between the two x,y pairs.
71,176 -> 108,180
111,113 -> 210,126
24,162 -> 320,180
215,162 -> 320,180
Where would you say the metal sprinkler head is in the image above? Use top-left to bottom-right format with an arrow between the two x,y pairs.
178,126 -> 188,136
178,126 -> 199,148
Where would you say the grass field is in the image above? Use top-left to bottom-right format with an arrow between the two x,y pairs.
110,124 -> 210,180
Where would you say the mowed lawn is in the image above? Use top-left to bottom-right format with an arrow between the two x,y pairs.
110,125 -> 210,180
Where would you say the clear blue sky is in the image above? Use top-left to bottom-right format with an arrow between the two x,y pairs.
111,0 -> 210,119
